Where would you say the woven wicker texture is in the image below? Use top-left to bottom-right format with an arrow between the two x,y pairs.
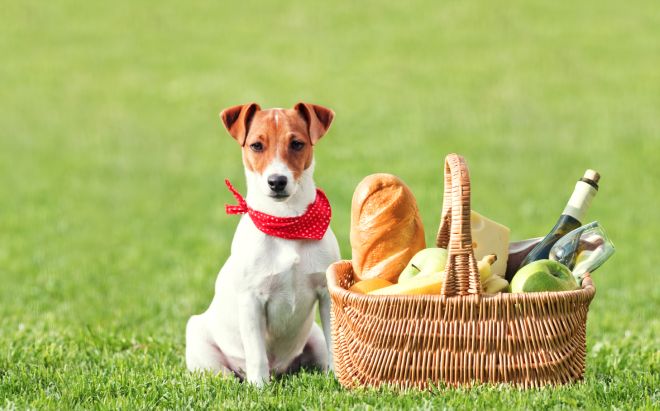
327,153 -> 596,389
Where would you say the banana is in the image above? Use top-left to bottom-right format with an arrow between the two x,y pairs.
477,254 -> 497,283
369,271 -> 444,295
482,275 -> 509,294
476,254 -> 509,293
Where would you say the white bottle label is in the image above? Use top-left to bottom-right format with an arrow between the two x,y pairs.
562,181 -> 597,222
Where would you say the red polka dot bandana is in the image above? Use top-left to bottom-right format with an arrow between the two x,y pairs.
224,179 -> 331,241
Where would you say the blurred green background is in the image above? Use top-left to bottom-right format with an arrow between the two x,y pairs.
1,1 -> 658,408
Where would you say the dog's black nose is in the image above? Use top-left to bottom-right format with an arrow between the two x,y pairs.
267,174 -> 288,193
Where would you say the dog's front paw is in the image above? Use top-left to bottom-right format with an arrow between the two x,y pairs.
326,353 -> 334,372
246,363 -> 270,387
247,373 -> 270,387
326,361 -> 335,375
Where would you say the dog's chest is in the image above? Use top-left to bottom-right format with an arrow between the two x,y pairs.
258,268 -> 317,338
233,218 -> 331,334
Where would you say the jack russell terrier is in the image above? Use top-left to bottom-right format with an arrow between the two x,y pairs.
186,102 -> 340,386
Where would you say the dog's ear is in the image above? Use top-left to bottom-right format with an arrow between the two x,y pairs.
294,102 -> 334,144
220,103 -> 261,146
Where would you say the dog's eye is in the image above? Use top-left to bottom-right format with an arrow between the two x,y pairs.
290,140 -> 305,151
250,142 -> 264,152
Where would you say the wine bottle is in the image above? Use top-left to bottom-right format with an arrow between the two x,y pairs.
517,169 -> 600,270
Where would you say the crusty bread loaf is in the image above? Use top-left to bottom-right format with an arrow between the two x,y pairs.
350,174 -> 426,282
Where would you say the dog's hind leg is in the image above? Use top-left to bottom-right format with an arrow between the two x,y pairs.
285,322 -> 329,374
185,314 -> 234,377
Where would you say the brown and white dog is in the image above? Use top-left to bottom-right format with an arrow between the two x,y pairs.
185,103 -> 340,386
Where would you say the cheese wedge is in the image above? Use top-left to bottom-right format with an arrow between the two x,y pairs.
471,210 -> 510,278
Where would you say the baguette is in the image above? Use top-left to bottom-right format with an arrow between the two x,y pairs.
350,174 -> 426,282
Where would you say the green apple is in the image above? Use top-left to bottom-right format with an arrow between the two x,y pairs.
510,259 -> 578,293
398,248 -> 448,283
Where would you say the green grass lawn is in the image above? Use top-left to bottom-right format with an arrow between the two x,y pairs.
1,0 -> 658,409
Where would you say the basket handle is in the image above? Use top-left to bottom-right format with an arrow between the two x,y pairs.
435,154 -> 482,296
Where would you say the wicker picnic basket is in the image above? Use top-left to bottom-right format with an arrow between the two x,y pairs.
326,153 -> 596,389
